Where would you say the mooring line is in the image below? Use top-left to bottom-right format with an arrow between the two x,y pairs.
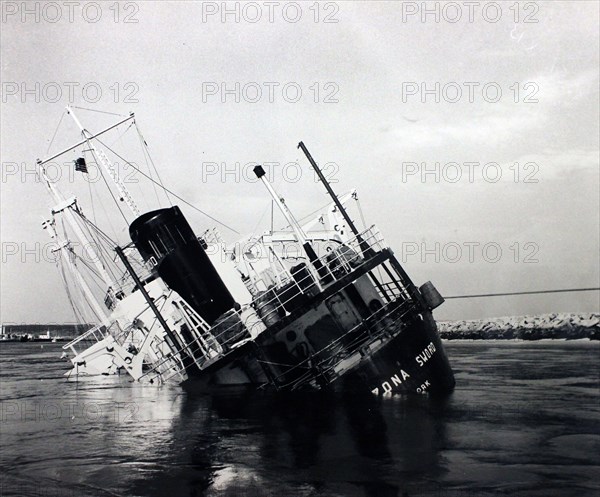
445,288 -> 600,299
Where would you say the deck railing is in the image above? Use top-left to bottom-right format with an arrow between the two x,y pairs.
62,322 -> 111,357
265,296 -> 416,391
139,303 -> 263,384
125,225 -> 411,385
251,225 -> 388,324
139,226 -> 392,384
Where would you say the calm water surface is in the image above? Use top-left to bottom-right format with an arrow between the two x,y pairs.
1,340 -> 598,497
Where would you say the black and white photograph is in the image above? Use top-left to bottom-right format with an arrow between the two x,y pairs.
1,1 -> 599,496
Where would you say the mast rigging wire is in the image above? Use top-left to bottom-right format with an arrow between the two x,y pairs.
66,246 -> 105,291
57,257 -> 85,325
87,174 -> 97,225
135,123 -> 162,207
70,106 -> 125,117
46,112 -> 235,232
72,205 -> 120,282
82,145 -> 129,225
46,111 -> 66,155
109,120 -> 135,146
135,120 -> 173,207
75,210 -> 117,247
110,121 -> 151,214
94,136 -> 240,234
61,250 -> 102,323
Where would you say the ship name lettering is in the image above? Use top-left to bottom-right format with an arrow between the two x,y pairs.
416,342 -> 436,367
371,369 -> 410,395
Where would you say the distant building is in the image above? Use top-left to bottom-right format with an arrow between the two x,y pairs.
0,323 -> 95,339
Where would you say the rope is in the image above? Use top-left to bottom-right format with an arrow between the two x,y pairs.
70,106 -> 125,117
72,206 -> 119,282
250,201 -> 271,237
91,177 -> 121,242
110,121 -> 151,213
87,175 -> 96,225
445,288 -> 600,299
67,246 -> 102,282
82,146 -> 129,225
278,199 -> 336,232
57,257 -> 85,325
95,136 -> 240,234
62,253 -> 102,323
136,124 -> 161,208
109,120 -> 135,147
277,190 -> 357,232
354,193 -> 384,280
135,120 -> 173,207
73,212 -> 140,294
76,210 -> 117,246
355,194 -> 367,230
46,111 -> 66,155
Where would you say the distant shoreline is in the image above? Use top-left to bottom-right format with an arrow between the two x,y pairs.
2,313 -> 599,342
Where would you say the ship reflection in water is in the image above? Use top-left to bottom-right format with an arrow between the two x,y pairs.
1,341 -> 599,497
168,390 -> 450,497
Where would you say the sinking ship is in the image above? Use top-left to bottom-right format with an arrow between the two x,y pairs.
38,107 -> 455,396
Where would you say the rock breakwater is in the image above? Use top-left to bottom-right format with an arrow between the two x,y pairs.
438,313 -> 600,340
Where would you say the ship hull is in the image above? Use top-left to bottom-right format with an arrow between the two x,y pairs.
341,311 -> 455,396
182,310 -> 454,397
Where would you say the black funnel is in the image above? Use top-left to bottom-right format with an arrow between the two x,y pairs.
129,206 -> 234,325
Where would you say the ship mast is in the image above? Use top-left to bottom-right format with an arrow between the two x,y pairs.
253,165 -> 324,290
36,162 -> 115,291
298,141 -> 374,257
42,218 -> 110,324
298,141 -> 360,237
253,165 -> 308,243
66,105 -> 140,218
35,106 -> 140,304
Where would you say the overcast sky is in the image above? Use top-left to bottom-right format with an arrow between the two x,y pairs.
1,0 -> 598,324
